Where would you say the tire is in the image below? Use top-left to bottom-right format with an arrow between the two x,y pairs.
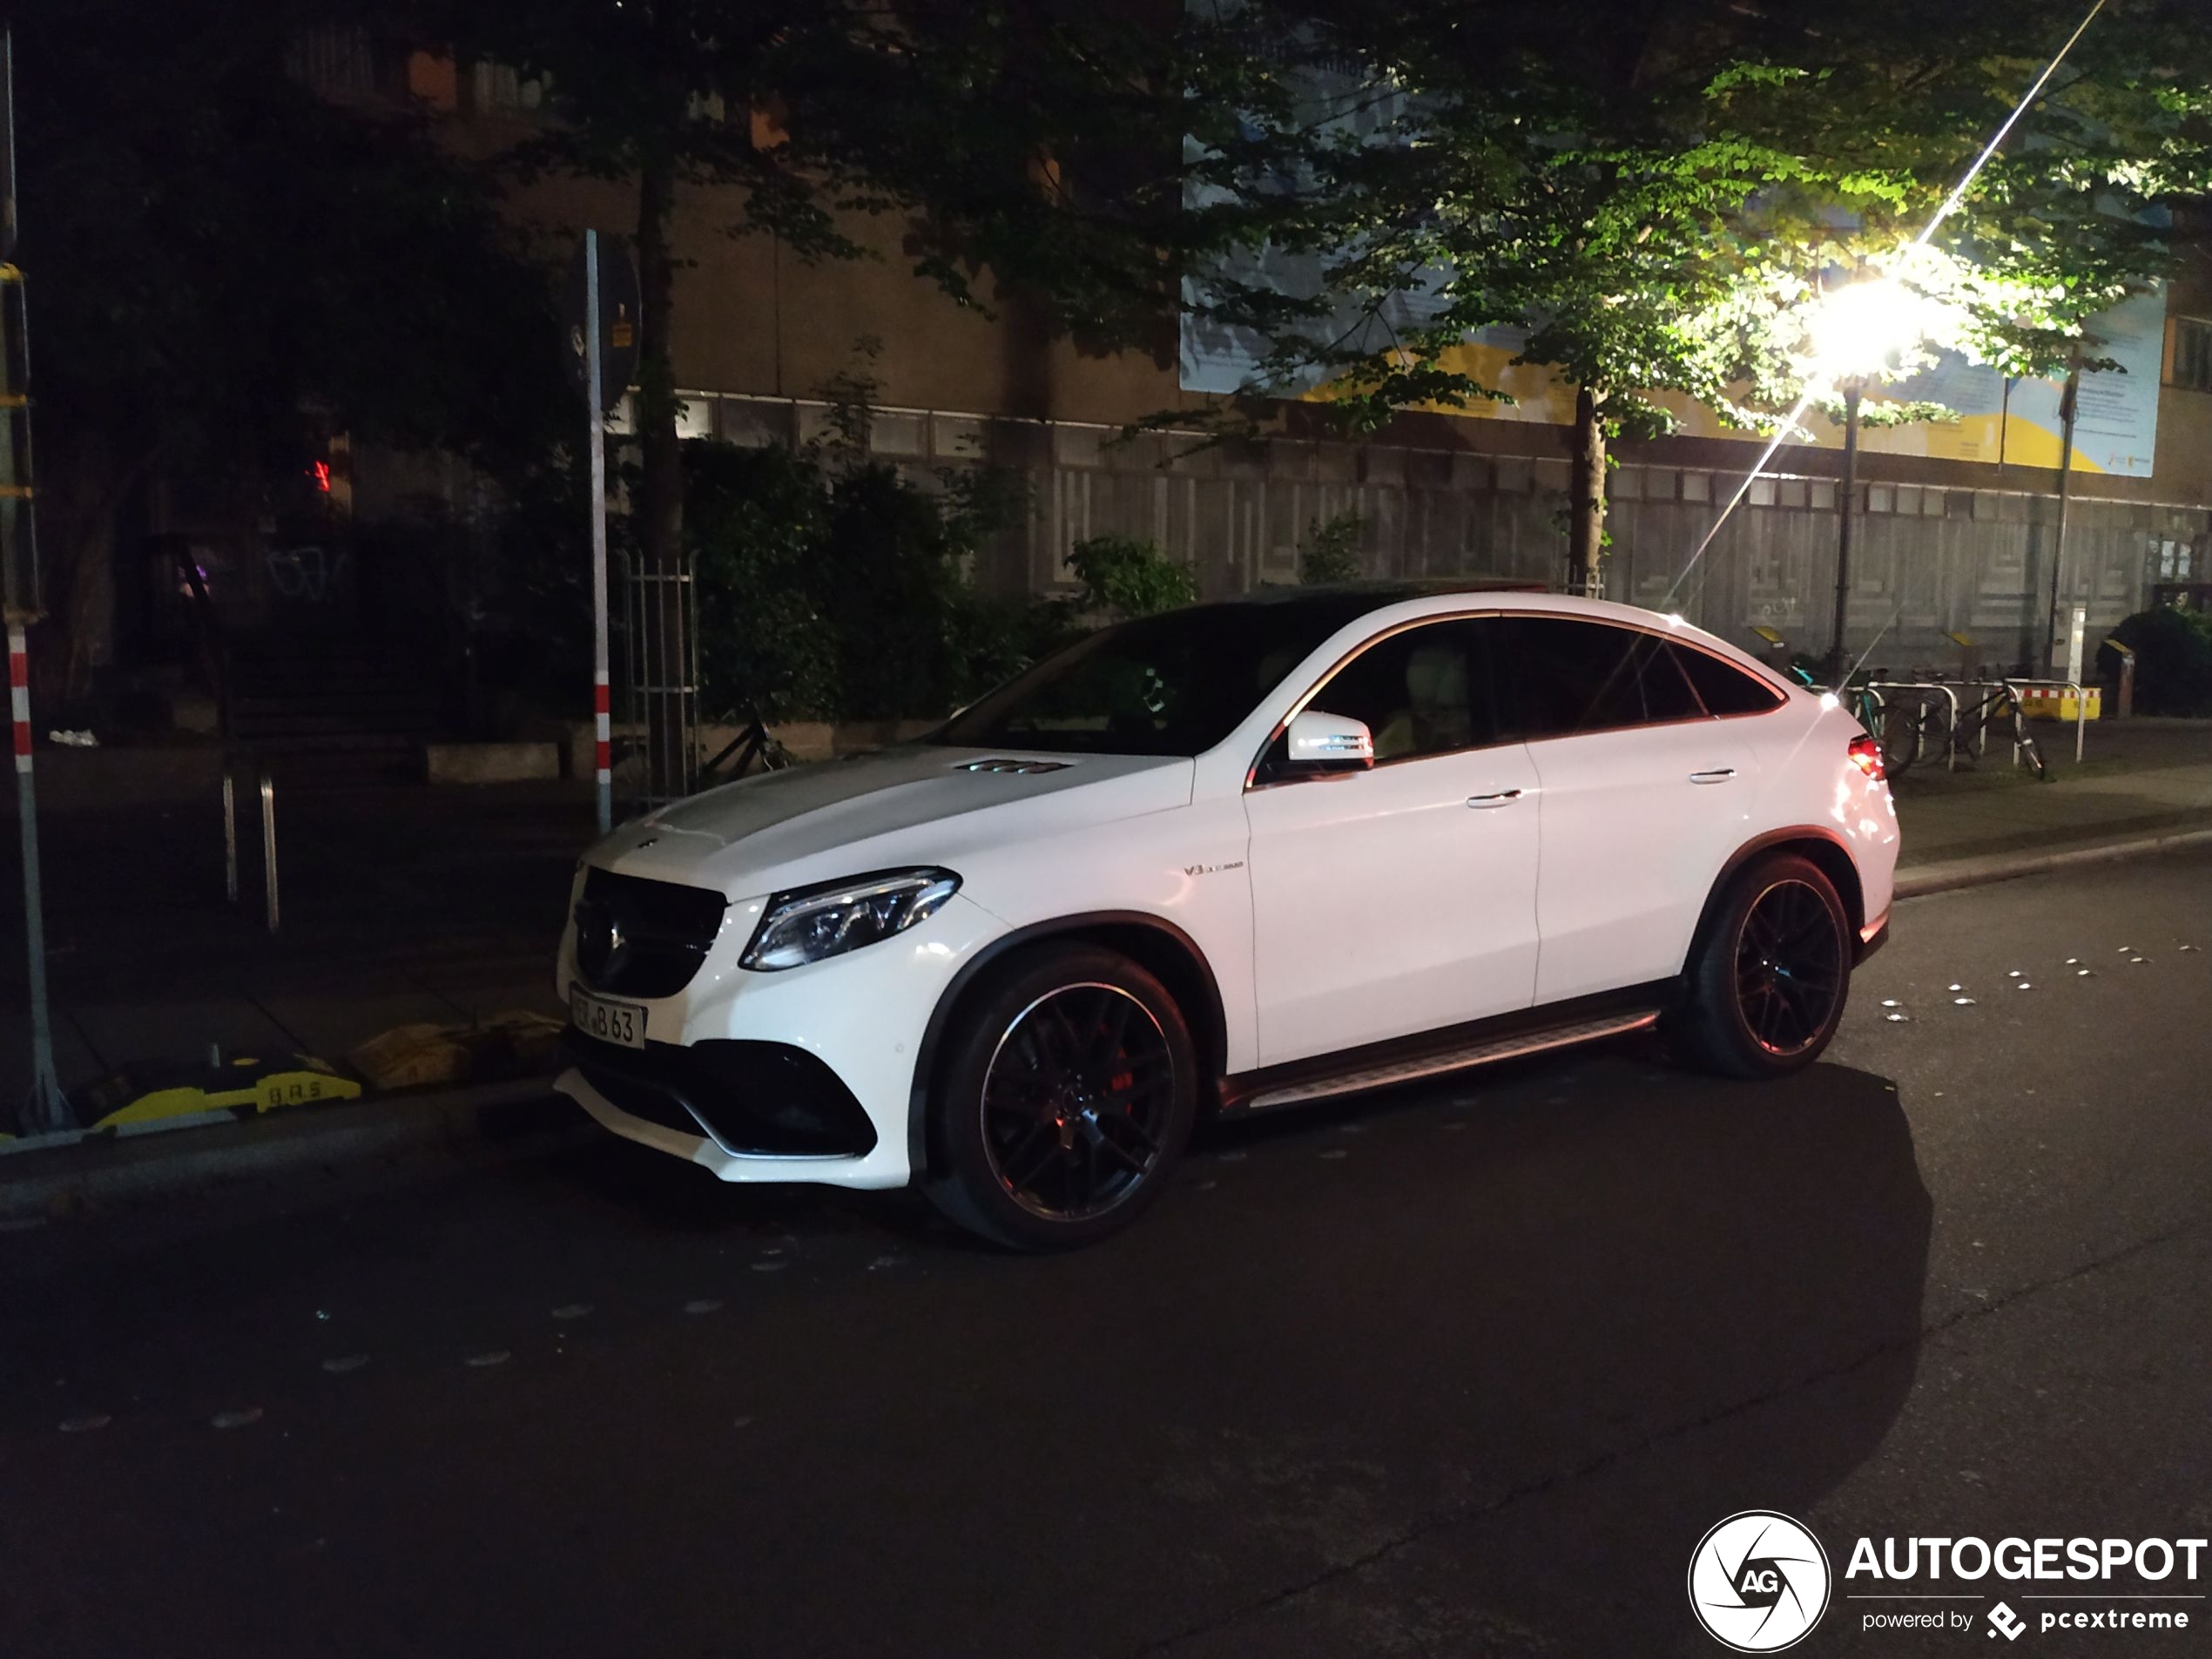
923,944 -> 1198,1251
2009,707 -> 2050,781
1914,693 -> 1954,770
1877,696 -> 1920,779
1672,853 -> 1853,1080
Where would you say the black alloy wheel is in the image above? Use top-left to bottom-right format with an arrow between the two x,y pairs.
1671,852 -> 1854,1079
981,984 -> 1177,1223
1733,878 -> 1847,1057
927,943 -> 1198,1250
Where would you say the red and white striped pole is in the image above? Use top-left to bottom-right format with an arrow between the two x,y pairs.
9,621 -> 68,1131
7,624 -> 24,770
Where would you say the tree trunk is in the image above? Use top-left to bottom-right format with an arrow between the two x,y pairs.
635,151 -> 689,803
1569,386 -> 1607,597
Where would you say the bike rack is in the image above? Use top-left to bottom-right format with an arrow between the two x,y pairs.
2005,678 -> 2090,765
1865,682 -> 1962,772
219,762 -> 280,932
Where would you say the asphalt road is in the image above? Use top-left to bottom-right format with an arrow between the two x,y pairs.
4,852 -> 2210,1658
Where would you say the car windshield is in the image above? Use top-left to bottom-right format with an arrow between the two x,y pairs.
929,598 -> 1377,758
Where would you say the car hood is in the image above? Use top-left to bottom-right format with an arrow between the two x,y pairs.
589,745 -> 1195,897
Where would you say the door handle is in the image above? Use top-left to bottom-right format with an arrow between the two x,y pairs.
1689,768 -> 1737,785
1467,789 -> 1523,808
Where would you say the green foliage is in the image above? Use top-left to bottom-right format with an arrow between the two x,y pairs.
1297,510 -> 1366,584
1204,1 -> 2212,441
685,440 -> 1032,723
2109,608 -> 2212,717
1065,536 -> 1200,621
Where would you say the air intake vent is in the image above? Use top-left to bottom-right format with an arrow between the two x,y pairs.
959,758 -> 1070,775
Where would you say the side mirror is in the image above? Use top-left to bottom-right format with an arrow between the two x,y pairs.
1285,708 -> 1374,770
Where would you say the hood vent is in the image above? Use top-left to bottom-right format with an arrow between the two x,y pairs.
960,757 -> 1070,776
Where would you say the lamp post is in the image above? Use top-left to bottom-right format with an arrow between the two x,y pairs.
1829,378 -> 1865,685
1809,277 -> 1927,685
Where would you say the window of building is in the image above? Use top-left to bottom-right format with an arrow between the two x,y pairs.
2168,318 -> 2212,393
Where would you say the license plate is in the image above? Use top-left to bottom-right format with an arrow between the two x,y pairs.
570,983 -> 646,1049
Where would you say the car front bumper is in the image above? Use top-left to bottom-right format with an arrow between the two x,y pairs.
556,887 -> 1009,1190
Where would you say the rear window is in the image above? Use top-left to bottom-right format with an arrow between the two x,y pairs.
1669,644 -> 1786,716
1502,617 -> 1705,737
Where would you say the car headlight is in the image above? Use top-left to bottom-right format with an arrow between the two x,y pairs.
739,868 -> 961,972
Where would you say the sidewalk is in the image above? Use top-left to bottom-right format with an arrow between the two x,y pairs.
1890,717 -> 2212,871
3,719 -> 2210,1199
0,774 -> 590,1145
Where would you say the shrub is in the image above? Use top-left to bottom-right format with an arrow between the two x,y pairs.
1298,509 -> 1366,584
685,442 -> 1037,723
2106,607 -> 2212,716
1065,536 -> 1199,620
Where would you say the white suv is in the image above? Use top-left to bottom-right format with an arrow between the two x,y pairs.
556,584 -> 1898,1248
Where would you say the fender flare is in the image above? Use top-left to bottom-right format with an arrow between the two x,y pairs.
1682,826 -> 1869,985
904,911 -> 1231,1184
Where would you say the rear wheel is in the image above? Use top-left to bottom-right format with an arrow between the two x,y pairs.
1673,853 -> 1852,1079
924,944 -> 1197,1250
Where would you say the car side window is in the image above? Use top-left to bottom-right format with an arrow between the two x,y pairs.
1287,620 -> 1495,765
1669,643 -> 1786,715
1502,617 -> 1707,738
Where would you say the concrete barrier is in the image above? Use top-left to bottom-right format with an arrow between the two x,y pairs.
424,741 -> 562,785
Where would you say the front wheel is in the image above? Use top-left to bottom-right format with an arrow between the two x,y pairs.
924,944 -> 1197,1250
1672,853 -> 1853,1079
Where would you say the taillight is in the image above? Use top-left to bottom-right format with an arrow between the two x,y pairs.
1849,736 -> 1885,781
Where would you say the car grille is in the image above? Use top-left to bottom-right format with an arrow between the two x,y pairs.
571,868 -> 728,998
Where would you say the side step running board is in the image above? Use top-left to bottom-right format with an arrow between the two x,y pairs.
1240,1009 -> 1661,1114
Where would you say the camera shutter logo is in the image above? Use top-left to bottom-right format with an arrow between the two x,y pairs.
1688,1511 -> 1832,1652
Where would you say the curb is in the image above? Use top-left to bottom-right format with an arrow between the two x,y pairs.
8,822 -> 2209,1224
1894,825 -> 2212,900
0,1073 -> 587,1224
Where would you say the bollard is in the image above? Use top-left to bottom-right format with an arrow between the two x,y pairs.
259,772 -> 279,934
221,771 -> 238,904
2105,637 -> 2135,720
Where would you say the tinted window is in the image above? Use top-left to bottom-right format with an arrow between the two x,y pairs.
932,598 -> 1374,758
1295,620 -> 1494,764
1503,617 -> 1705,738
1669,643 -> 1786,716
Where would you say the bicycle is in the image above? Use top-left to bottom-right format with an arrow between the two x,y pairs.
1941,677 -> 2048,780
697,706 -> 792,784
1868,679 -> 1956,779
1789,664 -> 1929,778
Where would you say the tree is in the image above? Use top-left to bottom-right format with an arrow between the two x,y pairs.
410,0 -> 1309,790
1204,1 -> 2212,591
14,0 -> 567,690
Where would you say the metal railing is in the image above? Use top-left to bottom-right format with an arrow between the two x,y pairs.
2006,678 -> 2090,765
1865,681 -> 1963,772
220,764 -> 280,933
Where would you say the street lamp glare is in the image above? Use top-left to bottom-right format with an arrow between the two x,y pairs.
1811,277 -> 1926,382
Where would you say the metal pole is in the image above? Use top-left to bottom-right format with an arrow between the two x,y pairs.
585,229 -> 612,835
222,769 -> 237,903
2047,354 -> 2080,672
260,772 -> 279,934
1827,381 -> 1863,684
0,32 -> 68,1134
10,624 -> 65,1130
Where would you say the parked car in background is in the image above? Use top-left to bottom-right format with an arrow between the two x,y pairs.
556,583 -> 1899,1248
